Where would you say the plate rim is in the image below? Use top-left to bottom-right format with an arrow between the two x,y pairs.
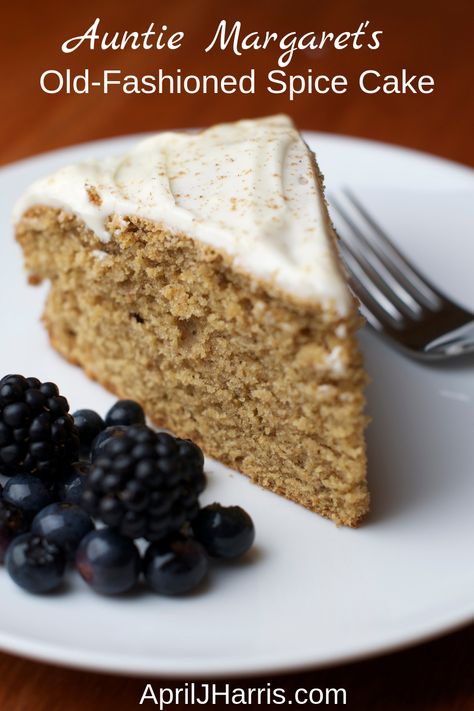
0,599 -> 472,677
2,127 -> 473,179
0,131 -> 473,677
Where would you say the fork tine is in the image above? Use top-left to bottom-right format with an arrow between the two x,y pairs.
338,241 -> 405,331
342,189 -> 443,309
330,194 -> 425,320
358,302 -> 384,331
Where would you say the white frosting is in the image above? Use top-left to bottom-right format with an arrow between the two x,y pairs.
14,115 -> 351,313
91,249 -> 109,262
326,345 -> 346,376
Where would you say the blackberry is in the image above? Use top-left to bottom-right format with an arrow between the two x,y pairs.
82,425 -> 205,541
176,438 -> 206,494
90,426 -> 128,462
0,374 -> 79,479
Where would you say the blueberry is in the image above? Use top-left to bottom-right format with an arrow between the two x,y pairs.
32,502 -> 94,560
72,409 -> 105,457
0,500 -> 29,563
144,535 -> 208,595
5,533 -> 66,593
192,504 -> 255,559
2,474 -> 54,518
90,426 -> 129,462
75,529 -> 141,594
105,400 -> 145,428
58,461 -> 90,505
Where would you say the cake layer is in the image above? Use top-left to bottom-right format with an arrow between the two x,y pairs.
16,207 -> 369,526
13,116 -> 351,314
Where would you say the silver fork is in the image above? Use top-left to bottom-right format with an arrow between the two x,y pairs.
329,189 -> 474,360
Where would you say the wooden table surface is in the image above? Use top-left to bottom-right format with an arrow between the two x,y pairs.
1,0 -> 473,708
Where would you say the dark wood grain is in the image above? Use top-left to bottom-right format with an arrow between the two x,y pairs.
0,0 -> 473,708
0,624 -> 473,710
1,0 -> 473,166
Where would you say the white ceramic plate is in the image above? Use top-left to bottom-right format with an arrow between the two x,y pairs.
0,132 -> 473,678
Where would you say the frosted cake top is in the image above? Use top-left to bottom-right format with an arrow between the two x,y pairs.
14,115 -> 351,314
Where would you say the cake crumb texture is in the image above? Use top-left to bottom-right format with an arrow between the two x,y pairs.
16,206 -> 369,527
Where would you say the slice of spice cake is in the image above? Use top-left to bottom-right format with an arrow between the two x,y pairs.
14,115 -> 369,526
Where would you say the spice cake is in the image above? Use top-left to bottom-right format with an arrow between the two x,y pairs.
14,115 -> 369,526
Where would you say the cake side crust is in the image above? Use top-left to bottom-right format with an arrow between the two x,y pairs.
16,205 -> 370,527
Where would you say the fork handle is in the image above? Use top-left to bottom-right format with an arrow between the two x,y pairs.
424,319 -> 474,357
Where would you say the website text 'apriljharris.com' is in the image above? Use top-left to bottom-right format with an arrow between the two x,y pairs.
139,682 -> 347,707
